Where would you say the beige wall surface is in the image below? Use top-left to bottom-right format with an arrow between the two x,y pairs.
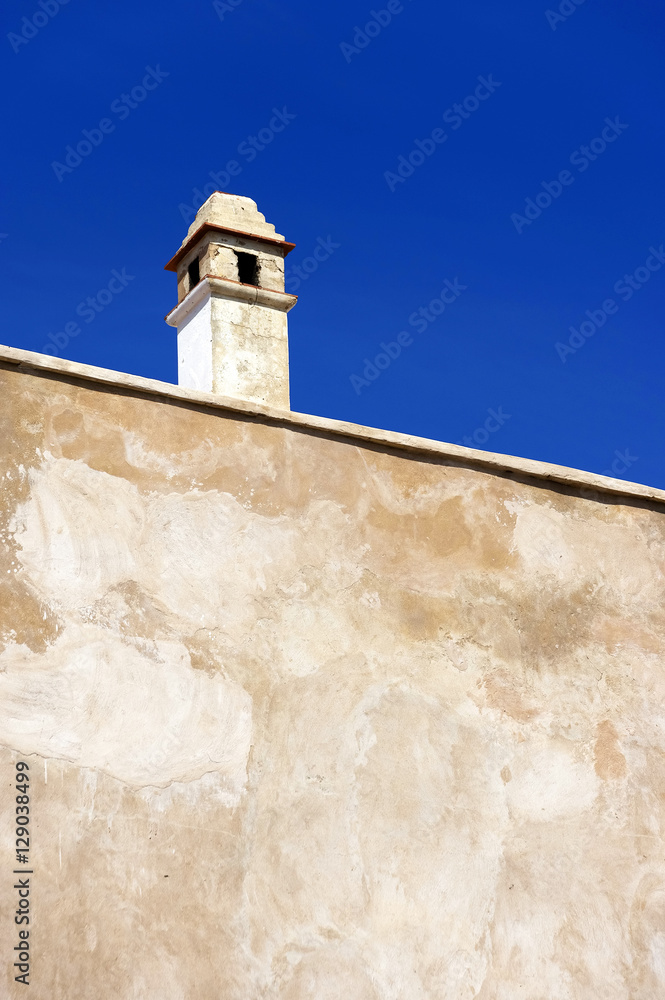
1,361 -> 664,999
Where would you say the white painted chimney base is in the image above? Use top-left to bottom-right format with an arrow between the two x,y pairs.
166,275 -> 297,409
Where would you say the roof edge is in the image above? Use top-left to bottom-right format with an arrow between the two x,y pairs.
2,344 -> 664,506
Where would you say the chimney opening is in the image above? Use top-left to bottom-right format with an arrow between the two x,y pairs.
236,251 -> 259,286
187,257 -> 200,290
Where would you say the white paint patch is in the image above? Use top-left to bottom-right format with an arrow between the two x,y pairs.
85,924 -> 97,953
10,456 -> 296,634
276,601 -> 352,677
506,742 -> 598,822
505,501 -> 574,579
505,499 -> 662,601
10,458 -> 368,687
10,457 -> 145,609
650,931 -> 665,983
177,294 -> 213,393
0,624 -> 252,791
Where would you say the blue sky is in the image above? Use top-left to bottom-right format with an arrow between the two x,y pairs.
2,0 -> 664,487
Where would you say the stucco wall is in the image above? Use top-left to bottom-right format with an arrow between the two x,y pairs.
1,360 -> 664,999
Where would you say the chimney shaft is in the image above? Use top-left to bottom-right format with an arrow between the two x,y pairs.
165,192 -> 297,409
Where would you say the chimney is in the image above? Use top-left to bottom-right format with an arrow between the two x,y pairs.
164,192 -> 297,409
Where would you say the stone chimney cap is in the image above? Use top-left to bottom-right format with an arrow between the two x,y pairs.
186,191 -> 285,243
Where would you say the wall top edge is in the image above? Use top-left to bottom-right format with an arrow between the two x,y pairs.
1,343 -> 664,507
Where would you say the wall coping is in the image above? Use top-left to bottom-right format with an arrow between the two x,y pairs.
2,343 -> 664,506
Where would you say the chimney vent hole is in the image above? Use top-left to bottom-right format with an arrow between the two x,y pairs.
236,252 -> 259,286
188,257 -> 200,290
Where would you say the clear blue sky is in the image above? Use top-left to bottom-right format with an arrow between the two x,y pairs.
2,0 -> 664,487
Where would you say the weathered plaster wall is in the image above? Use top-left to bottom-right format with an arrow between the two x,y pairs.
1,361 -> 664,999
